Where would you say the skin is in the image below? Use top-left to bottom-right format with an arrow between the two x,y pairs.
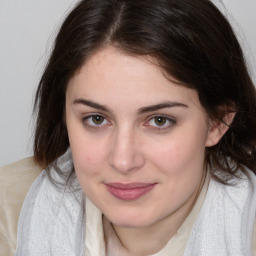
65,47 -> 228,255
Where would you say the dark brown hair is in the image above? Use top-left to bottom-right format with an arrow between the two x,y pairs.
34,0 -> 256,182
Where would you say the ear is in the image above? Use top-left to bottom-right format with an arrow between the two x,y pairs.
205,112 -> 235,147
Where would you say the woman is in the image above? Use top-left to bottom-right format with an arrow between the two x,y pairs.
1,0 -> 256,255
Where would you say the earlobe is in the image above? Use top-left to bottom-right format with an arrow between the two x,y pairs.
206,112 -> 235,147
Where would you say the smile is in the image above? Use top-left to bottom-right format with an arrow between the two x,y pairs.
105,183 -> 157,201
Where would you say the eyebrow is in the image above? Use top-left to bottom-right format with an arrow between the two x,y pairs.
73,98 -> 188,114
138,102 -> 188,114
73,99 -> 112,113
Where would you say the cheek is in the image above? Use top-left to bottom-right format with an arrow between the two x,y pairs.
149,131 -> 206,171
71,139 -> 105,175
69,136 -> 106,197
67,124 -> 107,176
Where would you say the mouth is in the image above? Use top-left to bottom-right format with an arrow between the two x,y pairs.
105,182 -> 157,201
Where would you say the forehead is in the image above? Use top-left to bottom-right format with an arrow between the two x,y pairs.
67,47 -> 201,109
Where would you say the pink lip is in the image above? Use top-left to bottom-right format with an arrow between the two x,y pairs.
105,182 -> 157,201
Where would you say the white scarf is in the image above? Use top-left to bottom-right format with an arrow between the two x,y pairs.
184,170 -> 256,256
15,152 -> 86,256
15,151 -> 256,255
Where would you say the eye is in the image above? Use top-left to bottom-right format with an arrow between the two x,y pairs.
146,115 -> 176,130
82,114 -> 110,128
152,116 -> 168,126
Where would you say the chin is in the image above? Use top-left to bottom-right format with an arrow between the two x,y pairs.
105,208 -> 158,229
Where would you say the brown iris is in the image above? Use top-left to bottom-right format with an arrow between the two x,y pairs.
154,117 -> 167,126
92,115 -> 105,125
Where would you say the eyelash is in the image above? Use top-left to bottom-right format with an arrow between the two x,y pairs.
144,115 -> 176,131
81,114 -> 176,131
82,113 -> 111,129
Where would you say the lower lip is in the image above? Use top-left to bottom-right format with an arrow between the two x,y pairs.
106,184 -> 156,201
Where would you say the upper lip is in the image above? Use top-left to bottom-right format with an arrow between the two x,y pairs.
105,182 -> 156,189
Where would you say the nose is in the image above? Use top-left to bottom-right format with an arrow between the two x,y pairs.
108,129 -> 145,174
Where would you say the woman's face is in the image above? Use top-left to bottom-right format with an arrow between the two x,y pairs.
65,47 -> 218,229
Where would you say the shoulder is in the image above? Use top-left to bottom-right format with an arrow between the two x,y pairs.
0,157 -> 42,256
0,157 -> 42,202
185,168 -> 256,255
223,169 -> 256,255
253,218 -> 256,256
252,170 -> 256,255
249,171 -> 256,255
0,156 -> 40,178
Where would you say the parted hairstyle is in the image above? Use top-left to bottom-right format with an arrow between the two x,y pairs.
34,0 -> 256,183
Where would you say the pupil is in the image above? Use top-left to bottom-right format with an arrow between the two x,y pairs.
155,117 -> 166,126
93,116 -> 103,124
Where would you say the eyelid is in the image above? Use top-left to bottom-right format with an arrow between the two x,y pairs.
144,114 -> 176,130
82,113 -> 111,128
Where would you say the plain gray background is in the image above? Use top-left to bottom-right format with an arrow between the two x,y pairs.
0,0 -> 256,166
